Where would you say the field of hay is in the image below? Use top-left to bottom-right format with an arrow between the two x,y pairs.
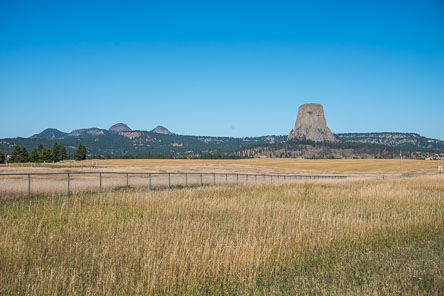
1,175 -> 443,295
1,158 -> 443,175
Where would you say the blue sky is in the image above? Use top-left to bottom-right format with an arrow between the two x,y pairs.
1,0 -> 444,139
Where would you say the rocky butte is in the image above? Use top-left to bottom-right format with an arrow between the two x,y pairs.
109,123 -> 132,132
288,103 -> 339,142
151,125 -> 172,135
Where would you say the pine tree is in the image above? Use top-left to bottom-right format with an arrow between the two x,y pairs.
30,149 -> 39,162
9,145 -> 21,163
59,145 -> 67,161
74,144 -> 87,161
17,147 -> 30,163
40,147 -> 53,163
0,149 -> 5,164
51,142 -> 67,162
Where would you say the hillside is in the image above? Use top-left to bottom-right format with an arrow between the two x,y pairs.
30,128 -> 68,140
0,127 -> 286,157
238,139 -> 444,159
1,124 -> 443,159
336,132 -> 444,152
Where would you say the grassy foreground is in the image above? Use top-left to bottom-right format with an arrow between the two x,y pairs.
1,177 -> 443,295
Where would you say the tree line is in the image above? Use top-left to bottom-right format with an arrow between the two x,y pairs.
0,143 -> 87,164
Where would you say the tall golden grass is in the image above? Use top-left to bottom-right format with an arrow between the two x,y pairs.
1,176 -> 443,295
0,172 -> 327,199
2,158 -> 443,174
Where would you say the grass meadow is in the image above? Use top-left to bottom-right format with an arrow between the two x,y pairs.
1,175 -> 443,295
2,158 -> 443,174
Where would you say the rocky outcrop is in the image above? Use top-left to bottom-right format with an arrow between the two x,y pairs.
68,128 -> 105,137
151,126 -> 171,135
288,103 -> 338,142
109,123 -> 131,132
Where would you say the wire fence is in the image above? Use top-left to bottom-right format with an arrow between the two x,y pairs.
0,172 -> 347,199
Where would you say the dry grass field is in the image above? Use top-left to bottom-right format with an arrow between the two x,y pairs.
1,158 -> 442,199
1,158 -> 443,174
1,175 -> 443,295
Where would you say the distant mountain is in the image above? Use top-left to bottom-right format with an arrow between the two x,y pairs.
0,123 -> 286,157
2,123 -> 443,159
109,123 -> 131,132
30,128 -> 68,140
238,137 -> 444,159
68,128 -> 107,138
336,133 -> 444,152
151,125 -> 171,135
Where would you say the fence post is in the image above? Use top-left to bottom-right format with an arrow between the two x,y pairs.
99,172 -> 102,193
226,173 -> 228,184
27,174 -> 31,199
271,175 -> 273,184
236,174 -> 239,185
168,173 -> 171,189
185,173 -> 188,186
246,174 -> 248,184
149,173 -> 151,191
67,173 -> 70,197
213,173 -> 216,185
200,173 -> 203,186
126,173 -> 129,187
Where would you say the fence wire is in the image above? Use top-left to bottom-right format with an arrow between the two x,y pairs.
0,172 -> 347,199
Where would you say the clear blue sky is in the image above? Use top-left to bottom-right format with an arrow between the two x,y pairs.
1,0 -> 443,139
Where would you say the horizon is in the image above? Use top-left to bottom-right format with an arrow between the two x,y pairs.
1,0 -> 444,140
25,121 -> 444,141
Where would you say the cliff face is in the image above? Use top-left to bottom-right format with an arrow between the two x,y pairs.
288,103 -> 338,142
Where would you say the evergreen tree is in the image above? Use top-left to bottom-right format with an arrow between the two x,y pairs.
59,145 -> 67,161
30,149 -> 39,162
9,145 -> 21,163
40,147 -> 53,163
17,147 -> 30,163
0,149 -> 5,164
51,142 -> 67,162
74,144 -> 87,161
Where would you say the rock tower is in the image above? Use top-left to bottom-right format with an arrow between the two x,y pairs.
288,103 -> 338,142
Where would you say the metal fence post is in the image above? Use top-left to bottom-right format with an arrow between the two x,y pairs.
213,173 -> 216,185
200,173 -> 203,186
148,173 -> 151,191
226,173 -> 228,184
99,172 -> 102,193
246,174 -> 248,183
67,173 -> 70,197
126,173 -> 129,187
27,174 -> 30,199
271,175 -> 273,184
185,173 -> 188,186
168,173 -> 171,189
236,174 -> 239,185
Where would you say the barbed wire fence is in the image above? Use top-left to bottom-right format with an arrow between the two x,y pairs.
0,172 -> 347,199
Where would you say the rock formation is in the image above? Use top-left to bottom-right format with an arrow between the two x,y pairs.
68,128 -> 105,137
288,103 -> 338,142
151,125 -> 171,135
109,123 -> 132,132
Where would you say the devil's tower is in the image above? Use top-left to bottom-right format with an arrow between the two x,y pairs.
288,103 -> 338,142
